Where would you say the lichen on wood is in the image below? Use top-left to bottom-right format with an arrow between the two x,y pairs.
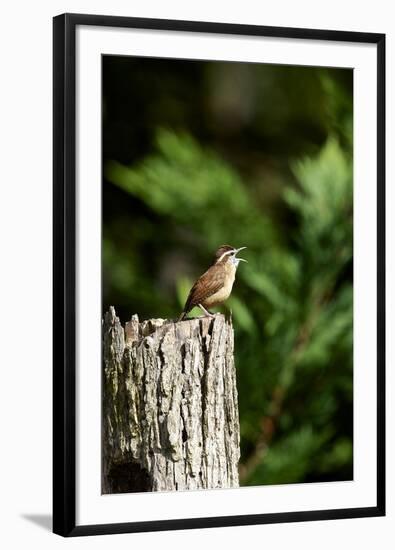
102,307 -> 240,493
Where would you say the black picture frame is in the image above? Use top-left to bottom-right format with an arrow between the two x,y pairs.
53,13 -> 386,537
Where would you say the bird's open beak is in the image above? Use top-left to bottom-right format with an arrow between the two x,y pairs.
235,247 -> 248,262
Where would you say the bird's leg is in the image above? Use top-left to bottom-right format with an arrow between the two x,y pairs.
198,304 -> 215,318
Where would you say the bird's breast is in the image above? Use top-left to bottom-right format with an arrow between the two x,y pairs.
203,264 -> 236,307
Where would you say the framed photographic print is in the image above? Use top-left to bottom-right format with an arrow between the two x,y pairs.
53,13 -> 385,537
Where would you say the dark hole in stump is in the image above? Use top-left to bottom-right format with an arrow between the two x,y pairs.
106,461 -> 151,493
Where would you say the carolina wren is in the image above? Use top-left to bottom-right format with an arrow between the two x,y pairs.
178,245 -> 247,320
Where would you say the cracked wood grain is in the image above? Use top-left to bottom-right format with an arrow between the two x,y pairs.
102,307 -> 240,493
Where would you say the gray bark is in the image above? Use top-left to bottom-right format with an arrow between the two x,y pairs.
102,307 -> 240,493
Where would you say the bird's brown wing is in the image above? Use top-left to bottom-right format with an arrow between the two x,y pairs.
183,264 -> 226,313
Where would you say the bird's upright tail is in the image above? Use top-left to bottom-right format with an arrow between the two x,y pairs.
178,311 -> 187,322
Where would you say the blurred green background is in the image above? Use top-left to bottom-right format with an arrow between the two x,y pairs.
103,56 -> 353,486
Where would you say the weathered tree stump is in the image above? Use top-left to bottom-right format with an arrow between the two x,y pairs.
102,307 -> 240,493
